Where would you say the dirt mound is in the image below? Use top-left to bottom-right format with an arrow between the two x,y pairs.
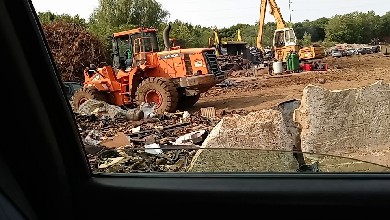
323,54 -> 389,69
42,21 -> 107,82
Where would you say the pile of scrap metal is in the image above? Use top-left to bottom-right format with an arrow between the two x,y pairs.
217,54 -> 252,72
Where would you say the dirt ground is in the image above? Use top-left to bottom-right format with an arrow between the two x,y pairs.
193,54 -> 390,168
195,54 -> 390,113
78,54 -> 390,172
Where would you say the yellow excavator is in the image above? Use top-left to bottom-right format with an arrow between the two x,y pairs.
237,29 -> 242,41
208,29 -> 222,56
257,0 -> 325,62
209,29 -> 247,56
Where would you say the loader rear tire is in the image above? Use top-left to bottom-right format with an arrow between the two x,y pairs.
72,87 -> 108,111
177,94 -> 200,109
136,77 -> 178,114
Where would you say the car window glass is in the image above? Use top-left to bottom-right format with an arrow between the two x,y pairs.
31,0 -> 390,174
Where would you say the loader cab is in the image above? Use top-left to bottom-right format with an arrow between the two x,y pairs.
112,28 -> 159,71
273,28 -> 297,48
272,28 -> 298,61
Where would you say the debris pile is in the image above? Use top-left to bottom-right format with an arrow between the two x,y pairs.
229,69 -> 255,77
202,78 -> 266,98
217,55 -> 252,72
42,21 -> 107,82
75,101 -> 220,173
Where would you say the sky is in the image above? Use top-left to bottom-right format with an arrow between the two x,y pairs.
31,0 -> 388,28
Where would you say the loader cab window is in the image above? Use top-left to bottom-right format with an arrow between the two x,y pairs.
117,37 -> 130,56
273,29 -> 297,47
273,30 -> 285,47
285,29 -> 297,46
116,36 -> 133,69
131,32 -> 159,53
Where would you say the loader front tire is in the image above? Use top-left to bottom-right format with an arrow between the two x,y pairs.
72,87 -> 108,111
136,77 -> 178,114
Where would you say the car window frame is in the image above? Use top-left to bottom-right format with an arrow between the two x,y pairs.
2,0 -> 390,216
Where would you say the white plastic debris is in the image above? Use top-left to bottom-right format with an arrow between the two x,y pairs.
84,130 -> 102,146
131,126 -> 141,133
183,111 -> 191,119
174,130 -> 207,145
140,102 -> 157,118
145,143 -> 163,155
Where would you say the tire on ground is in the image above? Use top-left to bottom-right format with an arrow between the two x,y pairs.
72,87 -> 108,110
177,94 -> 200,109
135,77 -> 178,114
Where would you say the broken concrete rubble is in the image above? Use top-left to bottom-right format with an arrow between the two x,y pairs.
78,99 -> 144,121
84,130 -> 102,146
139,102 -> 157,118
75,108 -> 217,173
294,81 -> 390,162
189,109 -> 299,172
272,99 -> 302,151
216,79 -> 238,87
201,110 -> 295,150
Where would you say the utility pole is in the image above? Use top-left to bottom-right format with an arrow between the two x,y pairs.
289,0 -> 292,23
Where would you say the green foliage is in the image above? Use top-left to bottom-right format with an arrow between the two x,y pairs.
241,25 -> 258,47
219,22 -> 276,47
300,32 -> 312,47
37,3 -> 389,57
165,20 -> 213,48
322,39 -> 338,48
218,24 -> 251,42
293,17 -> 328,42
325,11 -> 382,44
379,12 -> 390,39
260,22 -> 277,47
38,12 -> 87,27
87,0 -> 169,46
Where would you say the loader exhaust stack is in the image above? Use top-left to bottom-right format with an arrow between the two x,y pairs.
163,23 -> 171,51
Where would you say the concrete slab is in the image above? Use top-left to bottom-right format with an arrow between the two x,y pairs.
189,109 -> 299,172
294,81 -> 390,161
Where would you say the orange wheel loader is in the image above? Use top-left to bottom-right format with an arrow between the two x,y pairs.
72,24 -> 226,114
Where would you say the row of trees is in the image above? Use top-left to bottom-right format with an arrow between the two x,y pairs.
38,0 -> 390,51
221,11 -> 389,47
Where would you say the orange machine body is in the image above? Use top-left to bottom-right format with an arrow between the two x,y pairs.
82,27 -> 225,107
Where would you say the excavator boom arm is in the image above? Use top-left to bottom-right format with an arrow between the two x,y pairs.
257,0 -> 267,49
257,0 -> 288,49
268,0 -> 287,29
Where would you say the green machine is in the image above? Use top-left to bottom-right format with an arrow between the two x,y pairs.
287,52 -> 300,72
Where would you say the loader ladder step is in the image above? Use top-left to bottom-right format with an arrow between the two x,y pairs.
184,54 -> 193,75
204,53 -> 223,77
